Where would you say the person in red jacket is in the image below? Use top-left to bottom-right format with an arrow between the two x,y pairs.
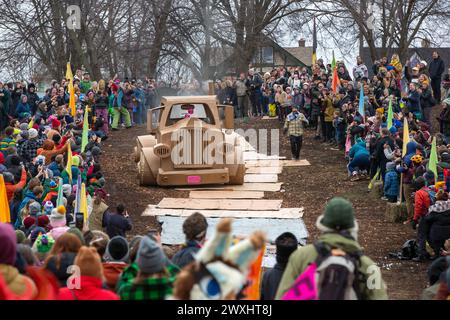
4,167 -> 27,202
413,176 -> 433,262
57,246 -> 119,300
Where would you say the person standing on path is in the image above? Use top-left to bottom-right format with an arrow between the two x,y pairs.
429,51 -> 445,103
284,106 -> 309,160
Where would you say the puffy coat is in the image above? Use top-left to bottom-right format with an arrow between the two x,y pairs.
414,187 -> 432,222
57,275 -> 119,300
384,168 -> 399,197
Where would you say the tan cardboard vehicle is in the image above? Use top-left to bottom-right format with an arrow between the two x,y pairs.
134,96 -> 245,186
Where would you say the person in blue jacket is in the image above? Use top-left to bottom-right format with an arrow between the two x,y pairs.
383,161 -> 399,202
348,138 -> 370,181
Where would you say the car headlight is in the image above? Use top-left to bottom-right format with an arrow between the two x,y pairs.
153,143 -> 171,158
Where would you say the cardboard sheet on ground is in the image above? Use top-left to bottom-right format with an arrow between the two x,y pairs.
189,190 -> 265,199
246,167 -> 282,174
244,174 -> 278,183
157,216 -> 308,248
157,198 -> 283,211
246,159 -> 311,167
175,182 -> 283,192
142,205 -> 304,219
244,152 -> 286,161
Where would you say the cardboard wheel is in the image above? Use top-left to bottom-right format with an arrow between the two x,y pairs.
138,150 -> 156,186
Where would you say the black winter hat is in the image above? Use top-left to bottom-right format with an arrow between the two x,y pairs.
105,236 -> 129,262
275,232 -> 298,264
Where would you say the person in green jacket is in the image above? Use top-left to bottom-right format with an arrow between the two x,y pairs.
275,197 -> 388,300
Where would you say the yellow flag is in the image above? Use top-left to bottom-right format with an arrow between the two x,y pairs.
66,62 -> 73,82
80,183 -> 88,223
69,80 -> 76,117
0,175 -> 11,223
66,143 -> 73,183
402,117 -> 410,157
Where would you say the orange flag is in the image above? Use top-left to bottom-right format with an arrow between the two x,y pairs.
332,67 -> 340,94
69,79 -> 76,117
243,245 -> 265,300
0,175 -> 11,223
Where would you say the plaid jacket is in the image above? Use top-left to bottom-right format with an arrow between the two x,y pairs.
117,263 -> 178,300
18,138 -> 43,163
284,112 -> 308,137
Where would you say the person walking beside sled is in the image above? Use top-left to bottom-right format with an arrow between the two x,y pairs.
284,106 -> 309,161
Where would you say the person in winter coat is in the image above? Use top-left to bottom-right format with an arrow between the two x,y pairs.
348,138 -> 370,181
261,232 -> 298,300
118,236 -> 176,300
88,190 -> 109,232
57,246 -> 119,300
0,223 -> 37,298
18,186 -> 43,214
15,95 -> 31,120
1,127 -> 17,157
104,204 -> 132,238
437,99 -> 450,143
17,128 -> 43,165
383,162 -> 399,202
37,139 -> 69,165
406,83 -> 422,118
43,233 -> 82,287
419,82 -> 436,130
413,176 -> 434,262
374,128 -> 395,181
4,167 -> 27,201
172,212 -> 208,269
26,83 -> 39,114
102,236 -> 130,290
429,51 -> 445,102
275,197 -> 388,300
48,206 -> 70,240
422,191 -> 450,256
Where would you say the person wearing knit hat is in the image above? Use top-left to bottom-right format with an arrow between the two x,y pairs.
102,236 -> 130,290
118,236 -> 175,300
15,230 -> 26,244
48,206 -> 70,240
172,212 -> 208,269
0,223 -> 37,298
85,230 -> 110,258
37,215 -> 51,231
261,232 -> 298,300
57,246 -> 119,300
62,184 -> 72,198
28,128 -> 38,139
33,233 -> 55,263
276,197 -> 388,300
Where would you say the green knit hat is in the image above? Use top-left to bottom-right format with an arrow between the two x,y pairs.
320,197 -> 355,230
16,230 -> 26,244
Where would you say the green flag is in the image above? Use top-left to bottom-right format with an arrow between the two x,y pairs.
387,97 -> 394,130
81,108 -> 89,153
428,137 -> 438,179
56,177 -> 64,207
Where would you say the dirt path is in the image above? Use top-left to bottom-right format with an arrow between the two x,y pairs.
102,120 -> 429,300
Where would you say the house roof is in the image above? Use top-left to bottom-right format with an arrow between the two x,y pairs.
284,47 -> 313,66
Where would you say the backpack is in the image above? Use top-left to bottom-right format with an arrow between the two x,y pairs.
313,242 -> 363,300
426,188 -> 436,205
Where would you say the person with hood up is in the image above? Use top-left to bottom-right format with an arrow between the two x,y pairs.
261,232 -> 298,300
37,139 -> 69,165
102,236 -> 130,290
383,162 -> 399,202
276,197 -> 388,300
348,137 -> 370,181
57,246 -> 119,300
0,223 -> 37,298
118,236 -> 176,300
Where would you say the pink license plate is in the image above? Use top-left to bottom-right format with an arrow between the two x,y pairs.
187,176 -> 202,185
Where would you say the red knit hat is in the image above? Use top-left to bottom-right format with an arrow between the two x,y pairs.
51,118 -> 61,129
23,217 -> 36,230
37,215 -> 50,228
